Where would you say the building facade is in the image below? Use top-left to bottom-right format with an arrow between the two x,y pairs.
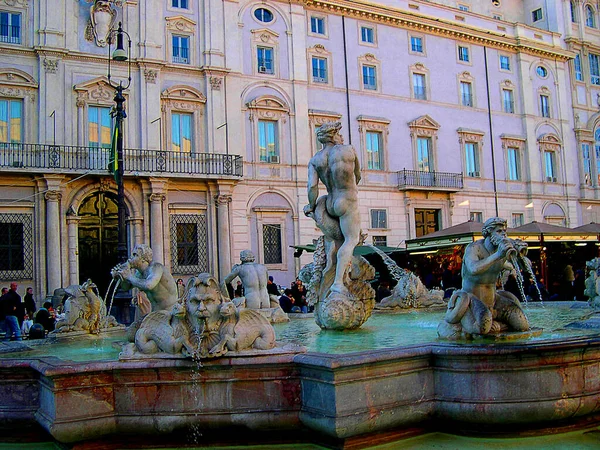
0,0 -> 596,300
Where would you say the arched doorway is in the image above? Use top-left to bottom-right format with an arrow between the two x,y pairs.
77,191 -> 123,295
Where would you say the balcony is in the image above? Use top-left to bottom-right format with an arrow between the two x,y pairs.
0,143 -> 243,178
397,169 -> 463,191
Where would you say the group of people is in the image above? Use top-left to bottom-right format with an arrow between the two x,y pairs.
278,279 -> 309,313
0,283 -> 57,341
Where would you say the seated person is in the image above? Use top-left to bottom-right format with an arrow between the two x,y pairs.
279,289 -> 301,313
34,301 -> 56,332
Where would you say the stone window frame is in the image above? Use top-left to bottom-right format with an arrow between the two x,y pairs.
500,134 -> 525,182
498,53 -> 512,72
358,53 -> 381,93
169,209 -> 210,276
585,3 -> 596,28
409,62 -> 430,101
308,109 -> 342,155
531,7 -> 544,22
469,211 -> 483,223
408,33 -> 426,56
74,76 -> 123,148
0,212 -> 34,281
511,212 -> 525,228
252,207 -> 290,271
458,128 -> 485,178
369,208 -> 389,230
165,16 -> 196,66
251,28 -> 280,77
456,42 -> 472,66
408,114 -> 440,173
576,128 -> 594,186
307,44 -> 333,86
160,85 -> 207,154
538,133 -> 562,183
308,13 -> 328,38
499,79 -> 516,114
0,1 -> 27,47
357,21 -> 377,47
246,95 -> 290,164
0,68 -> 37,144
357,115 -> 390,172
167,0 -> 193,14
457,71 -> 476,108
538,86 -> 552,118
251,6 -> 277,26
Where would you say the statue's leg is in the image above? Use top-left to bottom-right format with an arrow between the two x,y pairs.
461,296 -> 493,335
495,291 -> 530,331
331,214 -> 361,294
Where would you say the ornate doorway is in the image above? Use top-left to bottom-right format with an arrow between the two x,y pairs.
78,192 -> 123,295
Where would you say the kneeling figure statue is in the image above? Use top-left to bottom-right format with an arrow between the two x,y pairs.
437,217 -> 530,340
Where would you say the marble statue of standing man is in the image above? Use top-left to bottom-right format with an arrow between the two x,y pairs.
221,250 -> 271,309
303,121 -> 361,295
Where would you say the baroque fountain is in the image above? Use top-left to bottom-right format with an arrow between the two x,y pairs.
1,122 -> 600,448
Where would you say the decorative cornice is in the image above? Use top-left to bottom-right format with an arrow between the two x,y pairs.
297,0 -> 575,61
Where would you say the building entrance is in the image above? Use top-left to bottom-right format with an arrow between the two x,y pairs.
414,209 -> 440,237
77,192 -> 121,296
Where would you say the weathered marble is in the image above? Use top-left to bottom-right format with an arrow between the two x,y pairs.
585,258 -> 600,308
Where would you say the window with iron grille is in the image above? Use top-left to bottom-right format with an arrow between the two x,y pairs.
170,214 -> 208,274
0,213 -> 33,280
370,209 -> 387,229
263,224 -> 282,264
372,236 -> 387,247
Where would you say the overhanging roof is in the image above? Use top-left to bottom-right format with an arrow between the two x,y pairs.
405,221 -> 484,251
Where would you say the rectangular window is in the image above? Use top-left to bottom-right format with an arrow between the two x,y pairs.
88,106 -> 112,148
312,57 -> 328,83
499,55 -> 510,71
417,137 -> 433,172
582,143 -> 592,185
540,95 -> 550,118
469,212 -> 483,223
263,224 -> 282,265
503,89 -> 514,113
507,147 -> 520,181
0,222 -> 24,271
0,12 -> 21,44
172,0 -> 188,8
370,209 -> 387,229
366,130 -> 383,170
410,36 -> 423,53
176,222 -> 198,266
171,112 -> 193,152
465,142 -> 480,177
458,46 -> 470,62
372,235 -> 387,247
413,73 -> 426,100
532,8 -> 543,22
172,35 -> 189,64
544,151 -> 556,181
512,213 -> 524,228
458,4 -> 470,12
595,143 -> 600,185
258,120 -> 278,163
0,99 -> 23,143
361,26 -> 374,43
362,65 -> 377,90
589,53 -> 600,85
170,214 -> 208,274
257,46 -> 274,74
493,14 -> 503,20
460,81 -> 473,107
574,54 -> 583,82
310,16 -> 325,34
571,1 -> 577,22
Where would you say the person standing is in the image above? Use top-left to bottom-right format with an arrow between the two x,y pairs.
2,282 -> 22,341
23,287 -> 36,320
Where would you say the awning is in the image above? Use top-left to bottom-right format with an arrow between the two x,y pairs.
405,221 -> 484,251
510,221 -> 597,242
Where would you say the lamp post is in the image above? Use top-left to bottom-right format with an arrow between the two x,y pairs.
107,22 -> 131,263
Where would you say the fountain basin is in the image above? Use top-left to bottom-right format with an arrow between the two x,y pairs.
1,304 -> 600,447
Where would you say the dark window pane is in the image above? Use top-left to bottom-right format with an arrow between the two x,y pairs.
263,224 -> 282,264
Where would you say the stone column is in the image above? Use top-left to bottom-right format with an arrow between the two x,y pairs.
149,194 -> 165,264
215,194 -> 232,278
128,217 -> 144,248
66,212 -> 80,286
45,191 -> 62,295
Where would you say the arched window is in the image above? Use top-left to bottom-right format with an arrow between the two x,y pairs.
586,5 -> 596,27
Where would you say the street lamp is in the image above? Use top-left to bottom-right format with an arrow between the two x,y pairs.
106,22 -> 131,263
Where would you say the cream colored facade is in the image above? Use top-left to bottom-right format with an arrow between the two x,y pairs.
0,0 -> 596,300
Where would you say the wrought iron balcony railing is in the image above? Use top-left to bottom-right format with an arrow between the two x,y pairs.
398,169 -> 463,191
0,143 -> 243,177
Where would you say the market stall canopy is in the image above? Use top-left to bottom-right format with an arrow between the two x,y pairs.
405,221 -> 484,251
571,222 -> 600,234
510,221 -> 596,243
